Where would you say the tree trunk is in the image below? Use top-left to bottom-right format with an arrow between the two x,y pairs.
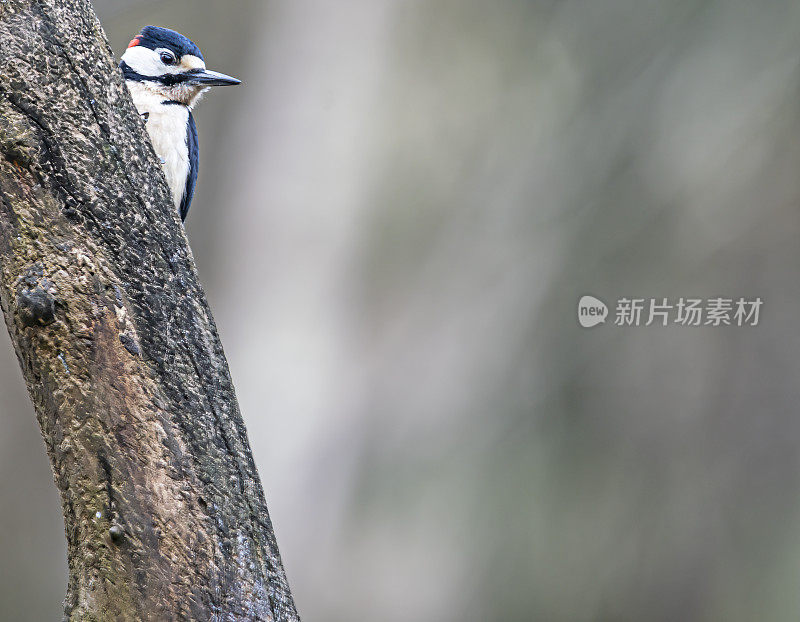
0,1 -> 299,620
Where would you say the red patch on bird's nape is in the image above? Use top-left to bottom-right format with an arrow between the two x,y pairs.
127,36 -> 142,48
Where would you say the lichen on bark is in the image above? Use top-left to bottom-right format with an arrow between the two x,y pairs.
0,1 -> 298,620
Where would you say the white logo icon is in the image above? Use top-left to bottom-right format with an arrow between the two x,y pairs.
578,295 -> 608,328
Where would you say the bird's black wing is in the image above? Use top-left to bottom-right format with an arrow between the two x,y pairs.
180,111 -> 199,221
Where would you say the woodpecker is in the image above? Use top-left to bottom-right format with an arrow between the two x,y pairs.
120,26 -> 240,221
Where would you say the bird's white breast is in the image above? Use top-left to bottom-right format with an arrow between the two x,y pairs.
127,82 -> 190,210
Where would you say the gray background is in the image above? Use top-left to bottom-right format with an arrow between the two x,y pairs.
3,1 -> 800,620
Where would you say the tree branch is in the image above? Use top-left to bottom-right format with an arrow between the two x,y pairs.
0,1 -> 298,619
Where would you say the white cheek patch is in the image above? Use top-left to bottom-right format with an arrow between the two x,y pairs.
122,47 -> 207,78
121,46 -> 165,76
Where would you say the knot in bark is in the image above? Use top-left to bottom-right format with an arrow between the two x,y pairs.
17,285 -> 56,327
109,524 -> 125,543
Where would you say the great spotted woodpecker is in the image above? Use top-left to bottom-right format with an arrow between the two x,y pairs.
120,26 -> 240,221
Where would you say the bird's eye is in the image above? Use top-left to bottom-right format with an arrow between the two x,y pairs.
160,52 -> 177,65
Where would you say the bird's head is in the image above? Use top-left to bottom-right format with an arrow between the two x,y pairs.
120,26 -> 240,107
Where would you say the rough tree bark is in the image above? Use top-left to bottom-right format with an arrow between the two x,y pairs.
0,1 -> 299,620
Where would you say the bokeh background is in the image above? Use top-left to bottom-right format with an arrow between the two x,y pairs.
4,0 -> 800,620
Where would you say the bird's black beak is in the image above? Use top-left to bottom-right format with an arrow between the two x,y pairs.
186,69 -> 241,87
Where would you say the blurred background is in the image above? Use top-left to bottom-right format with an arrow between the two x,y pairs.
4,0 -> 800,620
